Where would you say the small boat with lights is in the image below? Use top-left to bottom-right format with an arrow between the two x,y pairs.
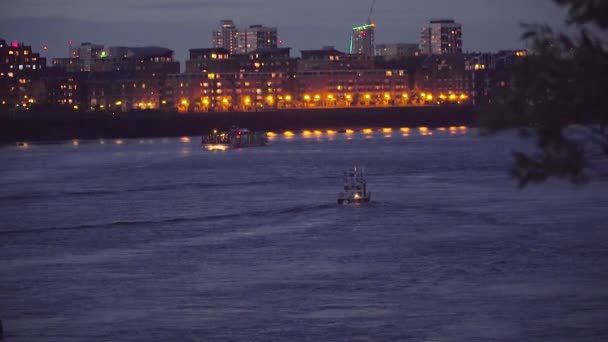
338,167 -> 371,205
201,127 -> 267,150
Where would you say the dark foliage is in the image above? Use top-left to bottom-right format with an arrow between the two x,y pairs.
482,0 -> 608,187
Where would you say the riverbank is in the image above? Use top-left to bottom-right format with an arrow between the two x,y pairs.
0,105 -> 478,143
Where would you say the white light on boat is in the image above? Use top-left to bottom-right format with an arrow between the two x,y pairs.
206,144 -> 229,151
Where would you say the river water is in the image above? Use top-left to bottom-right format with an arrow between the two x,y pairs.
1,129 -> 607,341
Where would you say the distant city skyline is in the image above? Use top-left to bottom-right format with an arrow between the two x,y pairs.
0,0 -> 568,63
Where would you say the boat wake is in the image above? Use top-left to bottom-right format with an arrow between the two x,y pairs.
0,203 -> 336,236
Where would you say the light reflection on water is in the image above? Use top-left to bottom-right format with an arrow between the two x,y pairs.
9,126 -> 473,150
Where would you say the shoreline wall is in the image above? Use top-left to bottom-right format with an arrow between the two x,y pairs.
0,106 -> 479,142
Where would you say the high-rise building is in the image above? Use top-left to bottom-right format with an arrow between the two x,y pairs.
237,25 -> 278,54
420,19 -> 462,55
350,23 -> 376,57
212,20 -> 240,54
213,21 -> 278,55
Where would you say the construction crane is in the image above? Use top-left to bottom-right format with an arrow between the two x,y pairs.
367,0 -> 377,25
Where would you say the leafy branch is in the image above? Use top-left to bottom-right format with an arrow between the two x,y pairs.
482,0 -> 608,187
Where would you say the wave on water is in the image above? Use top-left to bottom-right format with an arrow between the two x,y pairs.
0,190 -> 117,201
0,176 -> 336,202
0,203 -> 336,236
370,200 -> 522,227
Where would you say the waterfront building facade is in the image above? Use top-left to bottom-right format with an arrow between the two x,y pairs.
165,71 -> 293,112
0,38 -> 47,112
414,54 -> 469,104
465,50 -> 527,105
2,31 -> 493,115
185,48 -> 237,74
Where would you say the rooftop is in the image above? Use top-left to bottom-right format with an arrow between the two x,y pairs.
301,46 -> 346,59
430,19 -> 458,24
250,47 -> 290,54
190,47 -> 230,55
109,46 -> 174,58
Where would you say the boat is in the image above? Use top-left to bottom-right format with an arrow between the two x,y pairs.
338,167 -> 371,205
201,126 -> 267,150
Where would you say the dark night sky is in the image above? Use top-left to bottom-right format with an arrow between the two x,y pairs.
0,0 -> 568,64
